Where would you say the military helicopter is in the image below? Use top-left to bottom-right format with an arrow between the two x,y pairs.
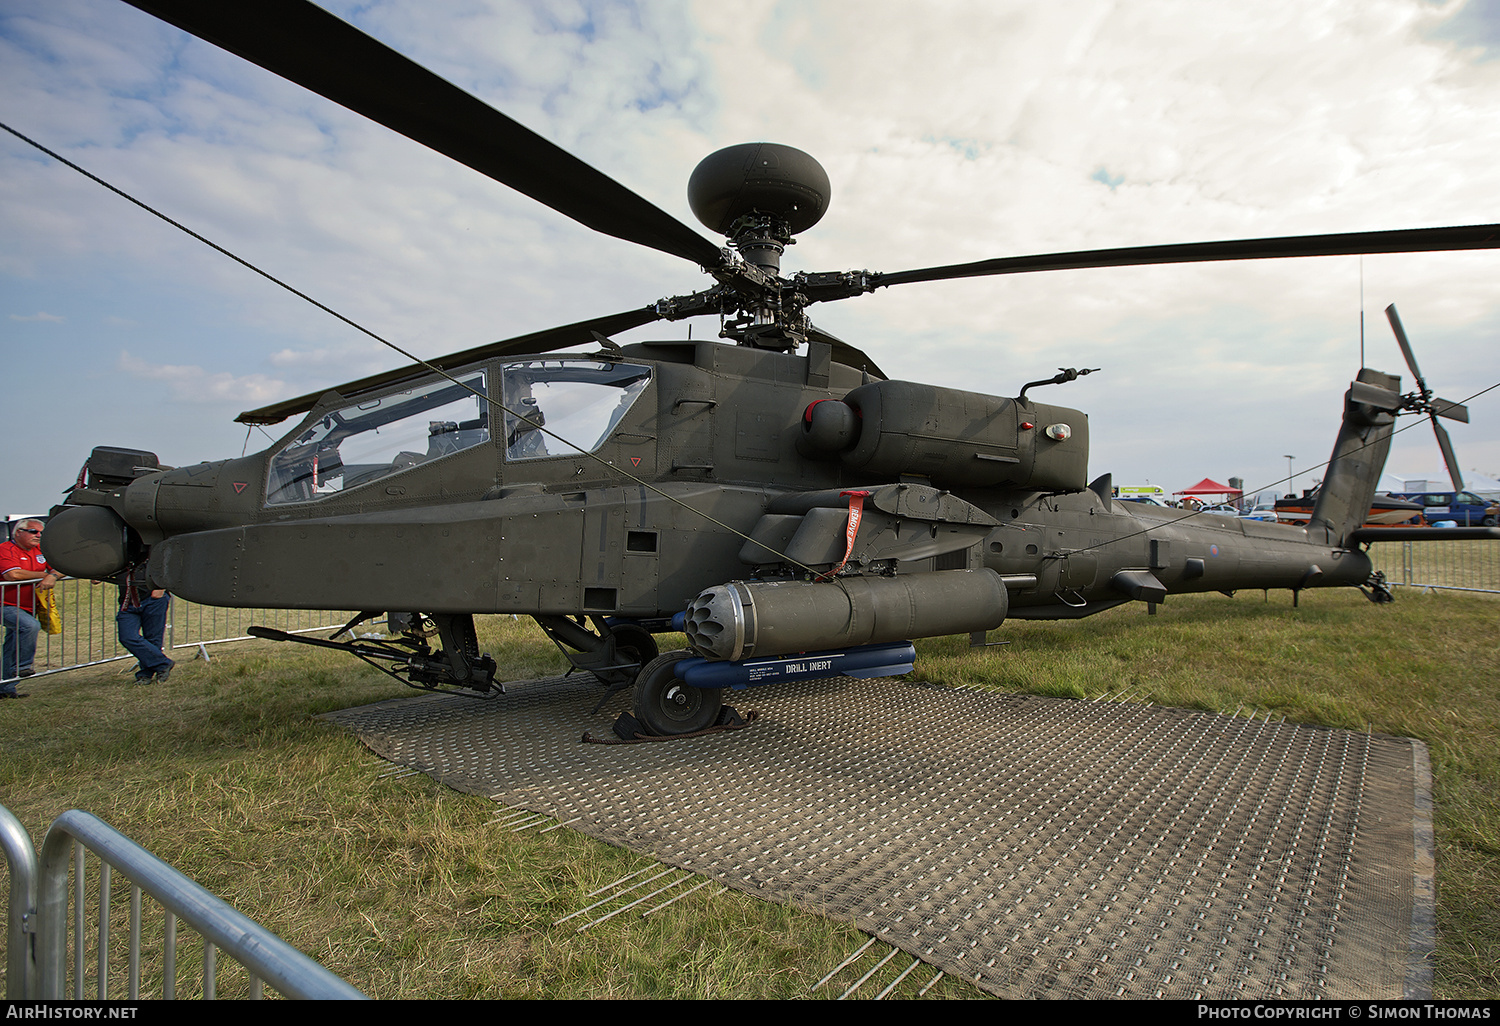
40,1 -> 1500,735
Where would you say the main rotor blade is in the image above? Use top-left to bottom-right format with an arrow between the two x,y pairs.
1383,304 -> 1428,389
1430,416 -> 1466,494
236,305 -> 664,425
870,224 -> 1500,291
805,322 -> 889,380
126,0 -> 724,270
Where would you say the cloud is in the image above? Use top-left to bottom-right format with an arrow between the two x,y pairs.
267,343 -> 372,369
116,350 -> 287,405
2,0 -> 1499,516
9,310 -> 63,322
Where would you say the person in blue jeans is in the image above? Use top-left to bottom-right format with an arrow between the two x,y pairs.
117,565 -> 173,684
1,603 -> 40,694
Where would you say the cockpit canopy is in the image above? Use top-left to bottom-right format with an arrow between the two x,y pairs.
500,360 -> 650,462
265,359 -> 652,505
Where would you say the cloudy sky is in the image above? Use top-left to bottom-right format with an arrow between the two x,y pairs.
3,0 -> 1499,517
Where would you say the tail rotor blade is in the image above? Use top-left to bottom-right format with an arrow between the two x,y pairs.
1384,304 -> 1428,391
1432,398 -> 1470,424
1430,416 -> 1466,493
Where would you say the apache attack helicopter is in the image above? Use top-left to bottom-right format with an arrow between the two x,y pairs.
40,1 -> 1500,735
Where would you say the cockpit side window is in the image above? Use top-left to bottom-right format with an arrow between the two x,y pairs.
266,371 -> 489,505
501,360 -> 650,462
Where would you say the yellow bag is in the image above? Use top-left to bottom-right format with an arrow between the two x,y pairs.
35,587 -> 62,635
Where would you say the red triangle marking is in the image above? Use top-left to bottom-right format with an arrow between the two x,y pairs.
232,482 -> 248,493
630,456 -> 642,467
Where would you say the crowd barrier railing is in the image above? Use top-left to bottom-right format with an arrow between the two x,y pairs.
2,578 -> 352,684
3,803 -> 365,999
1364,537 -> 1500,595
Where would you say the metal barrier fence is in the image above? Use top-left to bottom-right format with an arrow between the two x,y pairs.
1,803 -> 365,999
1365,538 -> 1500,595
2,578 -> 353,685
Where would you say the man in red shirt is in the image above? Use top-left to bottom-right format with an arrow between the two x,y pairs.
2,519 -> 60,696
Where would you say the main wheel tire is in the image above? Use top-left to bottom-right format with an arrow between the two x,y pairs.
632,651 -> 722,736
609,622 -> 659,671
1484,515 -> 1497,527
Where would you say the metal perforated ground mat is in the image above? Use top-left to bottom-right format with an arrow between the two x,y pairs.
324,674 -> 1432,1000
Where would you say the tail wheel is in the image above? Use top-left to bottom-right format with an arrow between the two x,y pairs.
632,650 -> 722,736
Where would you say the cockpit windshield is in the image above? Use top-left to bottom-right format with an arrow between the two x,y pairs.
501,360 -> 650,461
266,371 -> 489,505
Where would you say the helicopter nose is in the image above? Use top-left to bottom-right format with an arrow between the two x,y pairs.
40,504 -> 137,579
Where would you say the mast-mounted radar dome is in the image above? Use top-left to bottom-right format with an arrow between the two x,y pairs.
687,143 -> 831,238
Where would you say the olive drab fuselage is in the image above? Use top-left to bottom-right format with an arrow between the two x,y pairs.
54,339 -> 1374,623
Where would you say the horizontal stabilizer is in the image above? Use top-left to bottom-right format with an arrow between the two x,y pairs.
1348,378 -> 1401,411
1350,526 -> 1500,543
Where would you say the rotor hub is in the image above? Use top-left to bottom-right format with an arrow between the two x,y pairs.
683,144 -> 830,350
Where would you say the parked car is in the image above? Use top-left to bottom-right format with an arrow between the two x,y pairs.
1238,504 -> 1279,522
1387,490 -> 1495,526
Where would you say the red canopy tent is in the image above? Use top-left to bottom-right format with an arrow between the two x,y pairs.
1174,478 -> 1242,497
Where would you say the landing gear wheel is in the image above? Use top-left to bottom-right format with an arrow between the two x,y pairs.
1361,571 -> 1395,604
609,622 -> 658,672
632,650 -> 722,736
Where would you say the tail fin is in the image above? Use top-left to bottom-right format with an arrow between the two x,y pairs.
1308,369 -> 1403,546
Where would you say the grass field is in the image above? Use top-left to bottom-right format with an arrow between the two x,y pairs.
1,586 -> 1496,999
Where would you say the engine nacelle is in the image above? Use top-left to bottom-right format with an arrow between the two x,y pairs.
796,380 -> 1089,491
